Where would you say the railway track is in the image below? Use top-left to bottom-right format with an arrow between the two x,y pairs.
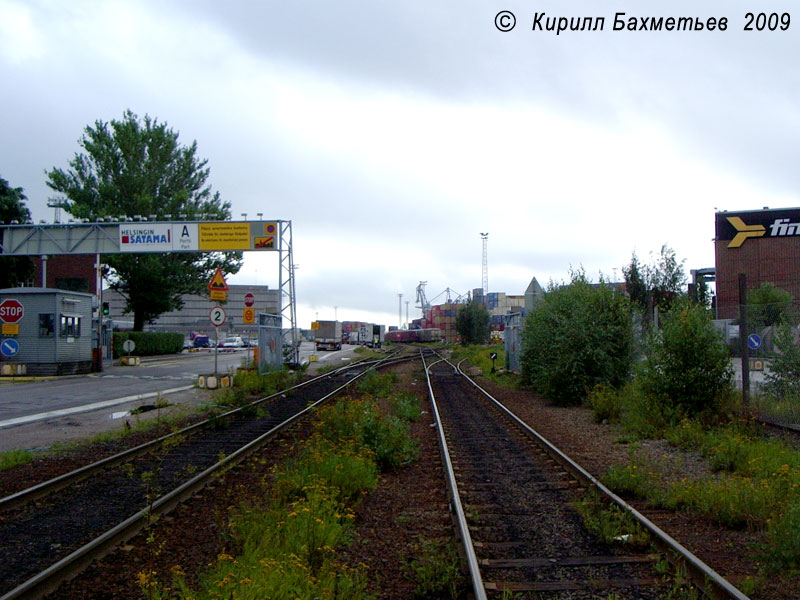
0,351 -> 406,600
423,351 -> 749,600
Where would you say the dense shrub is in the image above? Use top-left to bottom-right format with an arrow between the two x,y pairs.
112,331 -> 183,357
637,299 -> 732,416
520,272 -> 632,406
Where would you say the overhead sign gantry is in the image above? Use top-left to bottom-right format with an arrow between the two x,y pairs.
0,219 -> 298,364
1,219 -> 281,255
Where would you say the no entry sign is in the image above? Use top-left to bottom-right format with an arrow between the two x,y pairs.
0,299 -> 24,323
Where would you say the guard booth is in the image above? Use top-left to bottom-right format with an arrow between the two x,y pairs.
0,288 -> 95,375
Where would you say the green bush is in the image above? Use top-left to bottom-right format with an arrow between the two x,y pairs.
112,331 -> 183,357
521,271 -> 632,406
586,384 -> 624,423
637,299 -> 732,417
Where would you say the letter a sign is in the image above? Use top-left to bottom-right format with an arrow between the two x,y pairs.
207,268 -> 228,301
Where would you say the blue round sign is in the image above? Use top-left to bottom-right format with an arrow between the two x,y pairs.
747,333 -> 761,351
0,338 -> 19,357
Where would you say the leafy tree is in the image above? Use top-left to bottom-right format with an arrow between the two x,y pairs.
622,252 -> 648,313
637,298 -> 732,416
0,176 -> 34,288
748,282 -> 793,327
691,276 -> 712,308
520,270 -> 633,406
46,110 -> 242,330
456,302 -> 491,345
647,244 -> 686,312
622,245 -> 687,321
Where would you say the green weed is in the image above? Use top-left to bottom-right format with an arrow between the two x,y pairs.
390,392 -> 422,422
572,493 -> 649,547
763,500 -> 800,570
151,392 -> 426,600
405,536 -> 463,599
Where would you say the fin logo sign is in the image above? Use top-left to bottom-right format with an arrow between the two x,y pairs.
726,217 -> 765,248
717,210 -> 800,249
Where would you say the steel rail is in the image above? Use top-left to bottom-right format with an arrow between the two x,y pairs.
0,353 -> 400,512
1,353 -> 401,600
452,358 -> 750,600
422,350 -> 488,600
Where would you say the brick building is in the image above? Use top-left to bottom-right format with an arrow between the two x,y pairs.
31,255 -> 99,294
715,208 -> 800,319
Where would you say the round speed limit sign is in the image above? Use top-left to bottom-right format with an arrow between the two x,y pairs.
209,305 -> 226,327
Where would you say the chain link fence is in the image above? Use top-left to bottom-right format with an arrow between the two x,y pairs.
715,300 -> 800,425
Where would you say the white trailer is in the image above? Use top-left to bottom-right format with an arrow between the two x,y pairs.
314,320 -> 342,351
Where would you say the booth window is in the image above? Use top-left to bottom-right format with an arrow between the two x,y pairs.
60,314 -> 81,337
39,313 -> 55,337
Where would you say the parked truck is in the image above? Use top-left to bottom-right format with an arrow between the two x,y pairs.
314,320 -> 343,351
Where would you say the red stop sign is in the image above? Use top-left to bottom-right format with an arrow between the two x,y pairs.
0,299 -> 24,323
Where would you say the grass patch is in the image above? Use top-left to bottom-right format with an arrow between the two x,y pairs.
0,448 -> 33,471
356,371 -> 397,398
600,410 -> 800,572
602,459 -> 665,506
390,392 -> 422,423
752,391 -> 800,425
449,343 -> 518,387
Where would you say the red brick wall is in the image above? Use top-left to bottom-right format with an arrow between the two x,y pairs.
715,237 -> 800,319
31,255 -> 98,294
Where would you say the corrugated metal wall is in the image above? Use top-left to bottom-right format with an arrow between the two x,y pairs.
504,313 -> 523,373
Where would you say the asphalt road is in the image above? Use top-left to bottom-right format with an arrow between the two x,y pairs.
0,349 -> 246,425
0,343 -> 360,452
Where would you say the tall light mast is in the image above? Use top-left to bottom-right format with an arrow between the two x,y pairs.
480,232 -> 489,294
398,293 -> 403,328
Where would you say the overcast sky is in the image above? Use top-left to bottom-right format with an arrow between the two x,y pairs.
1,1 -> 797,328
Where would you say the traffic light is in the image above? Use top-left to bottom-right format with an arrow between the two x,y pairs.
102,302 -> 110,316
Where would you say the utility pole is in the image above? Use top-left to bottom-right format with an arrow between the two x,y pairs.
405,300 -> 409,329
739,273 -> 750,407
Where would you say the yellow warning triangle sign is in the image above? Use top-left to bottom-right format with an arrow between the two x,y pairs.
207,267 -> 229,291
